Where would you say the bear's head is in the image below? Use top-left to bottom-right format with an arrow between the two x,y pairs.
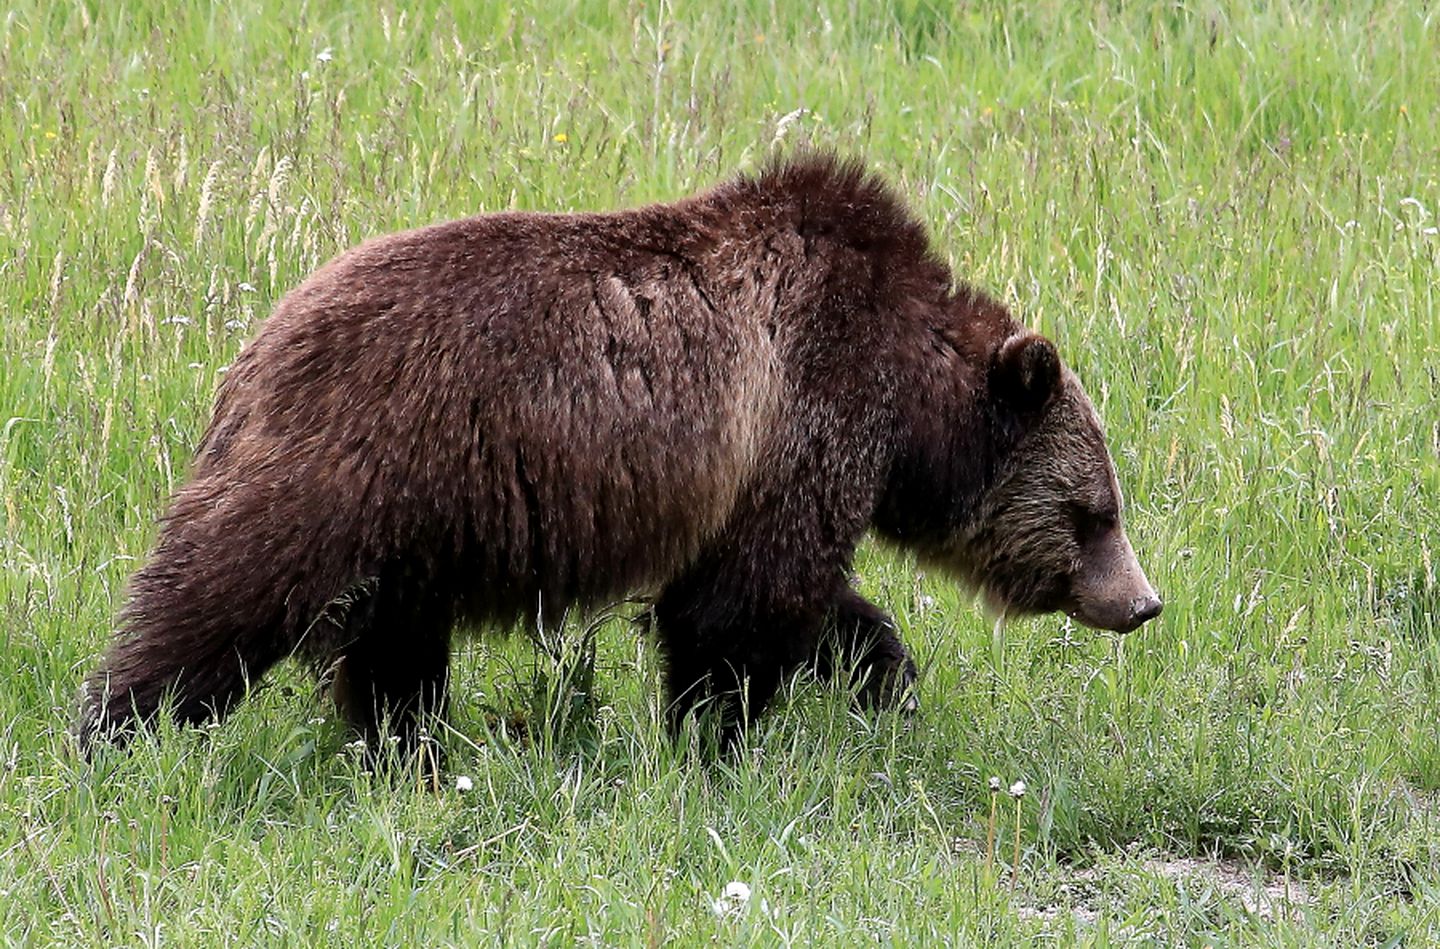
935,332 -> 1163,634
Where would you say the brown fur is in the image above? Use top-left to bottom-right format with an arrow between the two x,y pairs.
77,154 -> 1158,755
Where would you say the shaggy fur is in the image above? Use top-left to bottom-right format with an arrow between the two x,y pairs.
77,154 -> 1158,754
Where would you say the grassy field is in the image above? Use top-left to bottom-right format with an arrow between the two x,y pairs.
3,0 -> 1439,943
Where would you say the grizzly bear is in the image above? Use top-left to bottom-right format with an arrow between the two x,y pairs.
77,154 -> 1161,756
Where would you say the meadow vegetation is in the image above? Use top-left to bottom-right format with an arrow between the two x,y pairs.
1,0 -> 1437,943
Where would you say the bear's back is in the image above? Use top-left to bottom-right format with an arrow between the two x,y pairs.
195,205 -> 791,618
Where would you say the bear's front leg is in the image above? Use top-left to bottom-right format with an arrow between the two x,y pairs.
814,586 -> 919,713
327,573 -> 455,763
653,566 -> 826,748
332,640 -> 451,761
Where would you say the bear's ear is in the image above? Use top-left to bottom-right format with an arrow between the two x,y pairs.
992,333 -> 1061,409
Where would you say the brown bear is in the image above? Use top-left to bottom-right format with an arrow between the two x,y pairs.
77,153 -> 1161,756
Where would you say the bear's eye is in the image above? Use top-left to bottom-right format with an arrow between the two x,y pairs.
1069,502 -> 1118,544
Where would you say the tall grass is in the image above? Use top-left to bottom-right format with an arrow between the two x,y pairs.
2,0 -> 1438,942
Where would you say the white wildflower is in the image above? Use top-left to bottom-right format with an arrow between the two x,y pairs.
316,47 -> 334,63
1009,779 -> 1026,798
711,881 -> 751,917
455,775 -> 474,792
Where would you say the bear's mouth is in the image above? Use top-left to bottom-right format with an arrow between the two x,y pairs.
1065,598 -> 1162,634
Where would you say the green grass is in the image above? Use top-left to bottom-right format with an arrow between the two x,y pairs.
3,0 -> 1439,943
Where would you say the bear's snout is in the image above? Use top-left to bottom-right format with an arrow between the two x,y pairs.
1068,527 -> 1163,634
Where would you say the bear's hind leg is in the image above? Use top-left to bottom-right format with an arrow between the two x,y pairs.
814,586 -> 919,712
328,571 -> 454,761
77,483 -> 304,755
78,620 -> 288,754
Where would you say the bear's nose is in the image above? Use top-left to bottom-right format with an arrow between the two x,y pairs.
1129,594 -> 1163,628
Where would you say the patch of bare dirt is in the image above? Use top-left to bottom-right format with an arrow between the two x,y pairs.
1017,853 -> 1313,928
